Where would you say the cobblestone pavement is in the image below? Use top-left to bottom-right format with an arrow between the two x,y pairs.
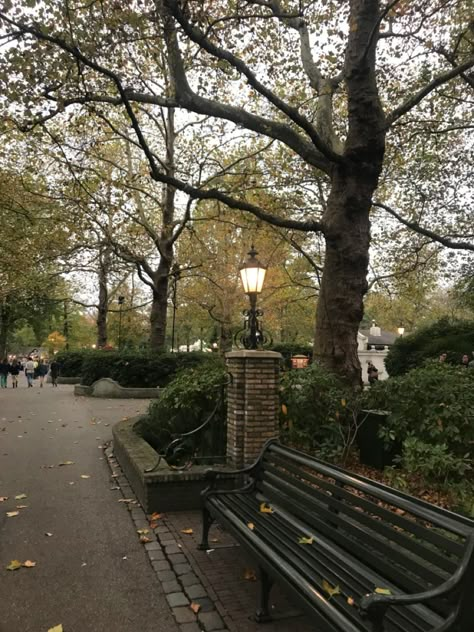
108,446 -> 313,632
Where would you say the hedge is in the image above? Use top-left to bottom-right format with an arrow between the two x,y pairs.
384,318 -> 474,376
54,350 -> 220,387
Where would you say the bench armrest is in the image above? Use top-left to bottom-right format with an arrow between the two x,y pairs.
360,537 -> 474,629
202,462 -> 258,492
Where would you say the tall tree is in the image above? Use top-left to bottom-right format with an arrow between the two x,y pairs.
0,1 -> 473,384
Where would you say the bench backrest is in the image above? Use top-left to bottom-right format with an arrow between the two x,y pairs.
255,442 -> 474,617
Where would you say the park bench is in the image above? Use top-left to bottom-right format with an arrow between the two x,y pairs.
198,440 -> 474,632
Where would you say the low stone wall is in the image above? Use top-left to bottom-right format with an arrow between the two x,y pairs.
74,377 -> 159,399
112,417 -> 232,512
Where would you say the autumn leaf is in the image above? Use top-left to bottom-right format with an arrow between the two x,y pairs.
16,505 -> 28,509
150,512 -> 162,521
281,404 -> 288,415
247,522 -> 255,530
15,493 -> 27,500
137,529 -> 149,535
6,511 -> 19,517
139,535 -> 152,543
322,579 -> 341,599
259,502 -> 274,514
298,536 -> 314,545
22,560 -> 36,568
190,602 -> 201,614
58,461 -> 74,466
80,475 -> 91,479
118,498 -> 134,503
181,528 -> 193,535
375,587 -> 392,595
210,538 -> 219,543
6,560 -> 22,571
45,532 -> 53,537
0,496 -> 8,502
341,399 -> 346,407
48,625 -> 63,632
243,568 -> 257,581
149,521 -> 159,529
347,597 -> 355,607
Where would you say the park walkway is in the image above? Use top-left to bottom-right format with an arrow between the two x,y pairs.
0,382 -> 178,632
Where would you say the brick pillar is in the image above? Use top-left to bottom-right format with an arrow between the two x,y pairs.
225,350 -> 281,468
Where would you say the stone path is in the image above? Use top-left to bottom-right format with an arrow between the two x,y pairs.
0,383 -> 177,632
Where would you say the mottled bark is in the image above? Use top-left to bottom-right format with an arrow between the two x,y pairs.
150,261 -> 171,352
96,255 -> 109,348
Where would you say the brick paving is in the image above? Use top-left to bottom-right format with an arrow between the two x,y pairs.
107,443 -> 313,632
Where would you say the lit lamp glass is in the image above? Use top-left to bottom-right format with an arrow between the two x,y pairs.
239,246 -> 267,294
397,326 -> 405,336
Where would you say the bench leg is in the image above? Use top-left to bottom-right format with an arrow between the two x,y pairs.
197,506 -> 214,551
255,567 -> 274,623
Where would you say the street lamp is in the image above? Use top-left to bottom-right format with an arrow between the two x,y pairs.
238,245 -> 267,350
397,325 -> 405,337
118,296 -> 125,350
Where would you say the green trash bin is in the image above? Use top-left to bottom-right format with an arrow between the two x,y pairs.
356,409 -> 400,470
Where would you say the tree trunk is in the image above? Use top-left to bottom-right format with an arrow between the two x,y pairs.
150,263 -> 171,353
96,262 -> 108,348
314,166 -> 374,388
0,304 -> 8,359
219,322 -> 233,353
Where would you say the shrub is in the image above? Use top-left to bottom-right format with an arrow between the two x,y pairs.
135,361 -> 227,458
55,350 -> 89,377
270,343 -> 313,369
385,318 -> 474,376
366,363 -> 474,463
279,362 -> 361,462
396,437 -> 471,484
80,351 -> 217,387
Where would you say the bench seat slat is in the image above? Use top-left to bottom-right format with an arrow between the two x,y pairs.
209,492 -> 443,632
264,454 -> 465,559
259,465 -> 458,577
229,493 -> 442,632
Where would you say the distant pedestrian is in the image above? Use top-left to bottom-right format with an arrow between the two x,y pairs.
439,352 -> 447,363
367,361 -> 379,384
49,359 -> 60,387
38,359 -> 48,388
9,359 -> 21,388
0,358 -> 9,388
25,357 -> 35,388
461,354 -> 470,368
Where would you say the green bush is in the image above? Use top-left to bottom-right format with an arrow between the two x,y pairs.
385,318 -> 474,376
80,351 -> 217,387
270,343 -> 313,369
55,350 -> 90,376
396,437 -> 471,484
366,363 -> 474,465
135,361 -> 227,456
279,362 -> 360,461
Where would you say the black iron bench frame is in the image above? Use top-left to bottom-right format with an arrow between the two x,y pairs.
198,440 -> 474,632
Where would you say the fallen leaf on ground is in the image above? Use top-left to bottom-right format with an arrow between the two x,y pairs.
6,560 -> 22,571
58,461 -> 74,466
322,580 -> 341,599
22,560 -> 36,568
118,498 -> 134,503
347,597 -> 356,607
259,502 -> 274,514
210,538 -> 220,543
137,529 -> 149,535
281,404 -> 288,415
243,568 -> 257,581
375,587 -> 392,595
298,536 -> 314,545
149,521 -> 159,529
16,505 -> 28,509
14,494 -> 27,500
0,496 -> 8,502
139,535 -> 152,543
47,625 -> 63,632
181,529 -> 193,535
45,532 -> 53,537
150,512 -> 162,521
6,511 -> 19,517
190,602 -> 201,614
247,523 -> 255,530
80,475 -> 91,479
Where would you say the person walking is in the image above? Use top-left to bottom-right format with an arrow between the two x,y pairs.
9,359 -> 21,388
367,361 -> 379,385
49,358 -> 60,387
0,358 -> 10,388
38,359 -> 48,387
25,357 -> 35,387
